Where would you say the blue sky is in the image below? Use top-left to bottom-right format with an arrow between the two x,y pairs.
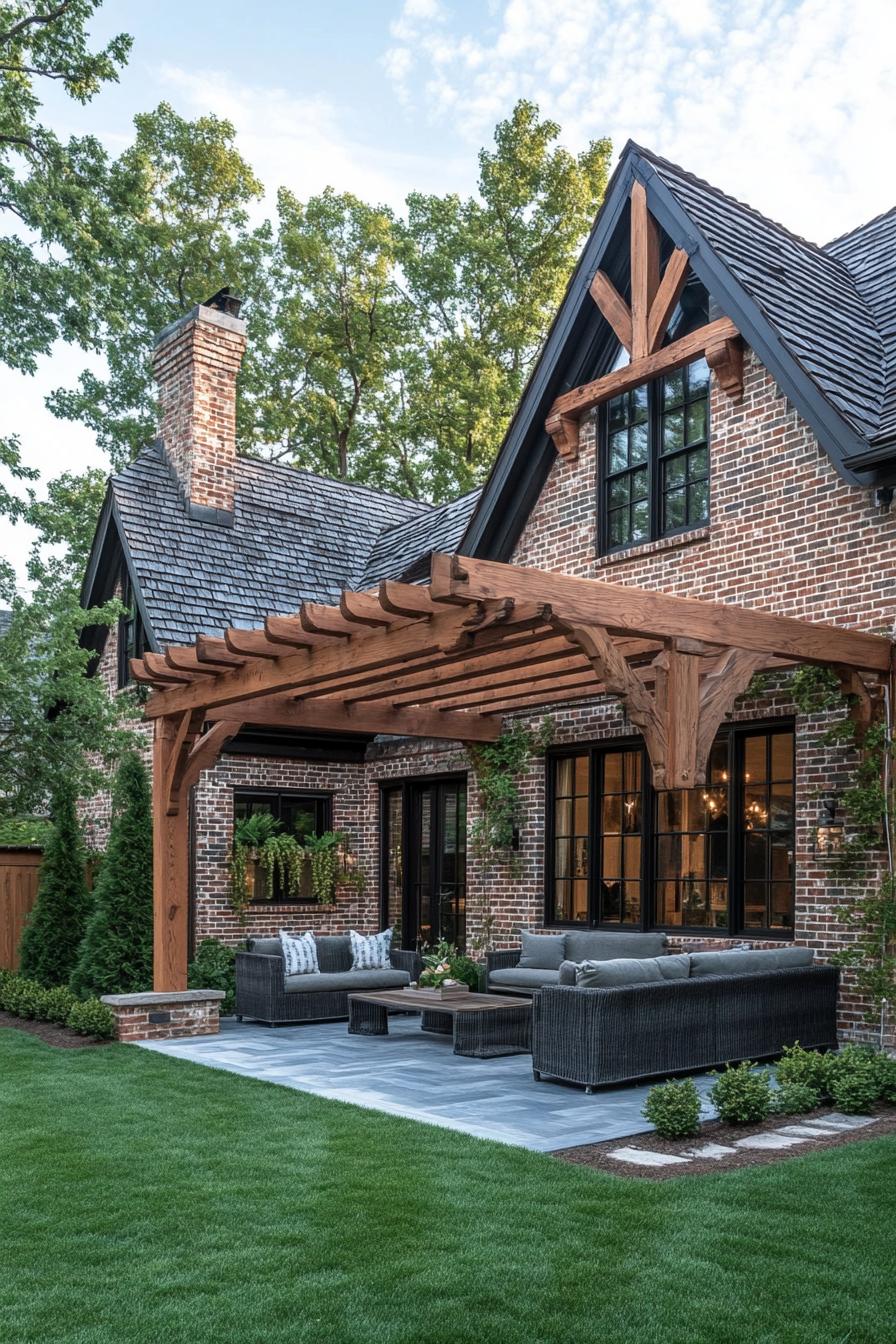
3,0 -> 895,585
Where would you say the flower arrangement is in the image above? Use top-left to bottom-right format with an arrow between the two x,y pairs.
418,939 -> 481,991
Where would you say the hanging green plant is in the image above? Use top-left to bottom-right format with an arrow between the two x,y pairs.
228,813 -> 282,921
468,717 -> 554,864
303,830 -> 342,904
258,832 -> 306,902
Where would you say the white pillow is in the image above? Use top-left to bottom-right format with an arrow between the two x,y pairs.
279,929 -> 319,976
349,928 -> 393,971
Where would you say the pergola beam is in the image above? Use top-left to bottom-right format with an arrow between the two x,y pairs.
430,554 -> 892,672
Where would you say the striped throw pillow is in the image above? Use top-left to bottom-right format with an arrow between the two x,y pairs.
349,928 -> 393,971
279,929 -> 319,977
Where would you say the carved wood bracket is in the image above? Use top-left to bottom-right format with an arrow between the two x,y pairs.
556,621 -> 766,789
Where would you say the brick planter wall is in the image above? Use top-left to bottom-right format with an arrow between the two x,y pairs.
101,990 -> 224,1042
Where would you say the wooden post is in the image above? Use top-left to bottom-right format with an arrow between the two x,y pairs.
152,716 -> 190,992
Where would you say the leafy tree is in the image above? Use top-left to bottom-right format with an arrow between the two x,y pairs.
240,187 -> 414,484
0,468 -> 139,817
18,778 -> 90,986
398,101 -> 611,498
0,0 -> 131,375
70,750 -> 153,997
48,101 -> 264,466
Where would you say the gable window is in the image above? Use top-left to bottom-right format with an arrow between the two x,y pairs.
234,789 -> 332,903
117,572 -> 146,689
546,724 -> 795,937
601,355 -> 710,553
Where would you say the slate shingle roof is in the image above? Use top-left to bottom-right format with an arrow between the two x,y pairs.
358,488 -> 481,586
826,208 -> 896,445
111,446 -> 432,647
637,145 -> 886,444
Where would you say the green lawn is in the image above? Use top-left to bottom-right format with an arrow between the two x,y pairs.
2,1030 -> 894,1344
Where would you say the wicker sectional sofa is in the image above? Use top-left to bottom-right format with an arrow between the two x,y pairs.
487,930 -> 668,995
235,935 -> 422,1026
531,951 -> 840,1090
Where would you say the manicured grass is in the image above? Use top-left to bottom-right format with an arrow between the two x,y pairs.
2,1031 -> 894,1344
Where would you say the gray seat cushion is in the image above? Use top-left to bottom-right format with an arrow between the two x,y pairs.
518,931 -> 566,970
576,957 -> 666,988
489,967 -> 560,990
247,937 -> 284,958
564,930 -> 667,963
283,968 -> 409,993
689,947 -> 814,977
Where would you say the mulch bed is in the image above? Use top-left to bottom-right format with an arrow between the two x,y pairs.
0,1010 -> 114,1050
554,1104 -> 896,1180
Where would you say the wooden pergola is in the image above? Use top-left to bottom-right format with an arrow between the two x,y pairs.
134,554 -> 892,991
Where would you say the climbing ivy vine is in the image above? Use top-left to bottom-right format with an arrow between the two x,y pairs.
467,718 -> 554,861
791,664 -> 895,1033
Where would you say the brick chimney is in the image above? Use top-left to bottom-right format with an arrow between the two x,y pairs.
152,289 -> 247,522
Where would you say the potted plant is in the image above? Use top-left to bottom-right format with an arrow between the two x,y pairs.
229,813 -> 281,920
414,940 -> 481,996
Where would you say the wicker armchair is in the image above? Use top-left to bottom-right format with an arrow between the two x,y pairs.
236,944 -> 422,1026
532,965 -> 840,1091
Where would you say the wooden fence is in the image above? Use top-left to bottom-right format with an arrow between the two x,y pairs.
0,850 -> 42,971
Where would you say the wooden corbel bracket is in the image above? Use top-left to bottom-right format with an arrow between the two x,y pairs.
705,335 -> 745,400
545,411 -> 580,461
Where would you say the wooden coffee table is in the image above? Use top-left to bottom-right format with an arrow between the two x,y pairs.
347,989 -> 532,1058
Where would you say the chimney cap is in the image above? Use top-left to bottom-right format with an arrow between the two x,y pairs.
203,287 -> 243,319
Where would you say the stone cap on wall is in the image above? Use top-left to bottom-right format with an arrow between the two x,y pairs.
101,990 -> 225,1007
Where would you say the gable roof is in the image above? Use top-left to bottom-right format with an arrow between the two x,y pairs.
462,141 -> 896,561
359,488 -> 481,587
83,445 -> 433,649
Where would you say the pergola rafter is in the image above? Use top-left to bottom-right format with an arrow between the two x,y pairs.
137,556 -> 891,991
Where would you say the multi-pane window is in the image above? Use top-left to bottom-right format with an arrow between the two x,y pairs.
598,749 -> 642,924
741,731 -> 795,931
600,356 -> 710,553
546,726 -> 795,935
656,738 -> 729,928
233,790 -> 331,903
552,754 -> 590,922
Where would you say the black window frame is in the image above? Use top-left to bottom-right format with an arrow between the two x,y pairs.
544,722 -> 795,939
599,355 -> 711,555
233,786 -> 333,905
117,571 -> 146,689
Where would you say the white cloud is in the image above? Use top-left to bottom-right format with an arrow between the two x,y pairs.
159,64 -> 467,215
380,0 -> 896,242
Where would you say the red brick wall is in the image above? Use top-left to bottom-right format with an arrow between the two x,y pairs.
508,349 -> 894,1045
152,305 -> 246,515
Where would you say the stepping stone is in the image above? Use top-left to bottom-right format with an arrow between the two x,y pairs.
682,1142 -> 737,1159
608,1146 -> 692,1167
734,1132 -> 808,1150
777,1124 -> 843,1138
810,1112 -> 878,1130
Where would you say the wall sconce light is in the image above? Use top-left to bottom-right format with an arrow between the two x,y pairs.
813,797 -> 844,855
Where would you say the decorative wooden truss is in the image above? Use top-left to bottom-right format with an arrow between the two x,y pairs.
134,553 -> 891,990
546,180 -> 745,459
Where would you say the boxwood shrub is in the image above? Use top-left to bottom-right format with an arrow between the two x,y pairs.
709,1062 -> 772,1125
642,1078 -> 702,1138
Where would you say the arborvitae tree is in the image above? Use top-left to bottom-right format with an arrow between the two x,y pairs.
70,752 -> 153,997
19,782 -> 90,986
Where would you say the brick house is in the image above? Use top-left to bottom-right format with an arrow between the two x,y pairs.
79,144 -> 896,1044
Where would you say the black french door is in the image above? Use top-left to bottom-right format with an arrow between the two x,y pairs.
381,777 -> 467,951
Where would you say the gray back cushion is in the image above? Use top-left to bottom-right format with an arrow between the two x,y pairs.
689,947 -> 814,977
315,935 -> 353,973
656,953 -> 690,980
564,930 -> 667,963
518,931 -> 566,970
576,957 -> 667,988
248,937 -> 283,959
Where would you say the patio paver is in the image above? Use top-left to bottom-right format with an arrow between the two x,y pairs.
136,1016 -> 716,1151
